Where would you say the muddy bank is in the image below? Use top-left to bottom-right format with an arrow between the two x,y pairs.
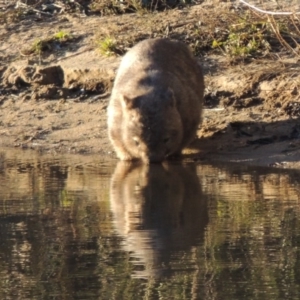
1,4 -> 300,168
1,59 -> 300,169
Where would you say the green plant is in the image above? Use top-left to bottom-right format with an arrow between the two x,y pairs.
97,37 -> 118,56
31,39 -> 44,54
212,18 -> 271,59
23,31 -> 74,57
53,30 -> 71,41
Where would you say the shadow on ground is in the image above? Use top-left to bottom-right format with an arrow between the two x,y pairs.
189,116 -> 300,168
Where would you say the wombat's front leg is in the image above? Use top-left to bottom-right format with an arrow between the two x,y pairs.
109,129 -> 134,160
115,147 -> 135,161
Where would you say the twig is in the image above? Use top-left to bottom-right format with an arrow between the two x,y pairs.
238,1 -> 300,57
290,15 -> 300,36
15,1 -> 52,16
239,0 -> 300,16
268,15 -> 299,56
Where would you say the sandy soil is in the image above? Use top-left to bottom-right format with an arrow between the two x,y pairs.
1,2 -> 300,168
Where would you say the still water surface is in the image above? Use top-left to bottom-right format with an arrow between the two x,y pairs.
1,149 -> 300,299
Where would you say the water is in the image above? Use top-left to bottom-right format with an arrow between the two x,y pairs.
1,149 -> 300,299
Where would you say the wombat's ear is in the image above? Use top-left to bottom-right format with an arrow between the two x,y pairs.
121,95 -> 132,109
121,95 -> 140,110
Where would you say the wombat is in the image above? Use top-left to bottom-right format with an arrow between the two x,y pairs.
107,38 -> 204,163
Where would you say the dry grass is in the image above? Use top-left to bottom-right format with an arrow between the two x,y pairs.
1,0 -> 300,60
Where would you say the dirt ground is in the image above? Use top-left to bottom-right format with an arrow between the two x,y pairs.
1,1 -> 300,168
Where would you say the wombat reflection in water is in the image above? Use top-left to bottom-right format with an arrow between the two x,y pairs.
107,38 -> 204,163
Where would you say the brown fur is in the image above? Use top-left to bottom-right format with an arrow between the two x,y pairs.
109,161 -> 208,277
107,38 -> 204,163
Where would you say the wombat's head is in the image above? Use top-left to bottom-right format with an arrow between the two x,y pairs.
121,89 -> 183,163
